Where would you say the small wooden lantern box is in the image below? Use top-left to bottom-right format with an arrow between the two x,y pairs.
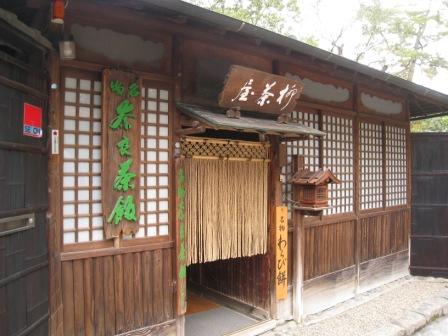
289,169 -> 340,209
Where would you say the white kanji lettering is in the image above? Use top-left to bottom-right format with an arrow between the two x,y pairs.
231,79 -> 254,102
277,84 -> 298,110
257,81 -> 276,106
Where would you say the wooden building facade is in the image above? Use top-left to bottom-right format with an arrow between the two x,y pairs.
2,1 -> 448,335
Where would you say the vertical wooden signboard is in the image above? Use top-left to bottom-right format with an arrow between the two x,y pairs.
276,206 -> 288,300
102,69 -> 141,239
176,159 -> 187,315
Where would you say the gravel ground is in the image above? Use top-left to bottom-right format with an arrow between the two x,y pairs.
264,277 -> 448,336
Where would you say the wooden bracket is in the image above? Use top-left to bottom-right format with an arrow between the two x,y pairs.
175,125 -> 206,136
277,112 -> 291,124
226,108 -> 241,119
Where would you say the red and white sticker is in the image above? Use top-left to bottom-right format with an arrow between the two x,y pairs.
23,103 -> 43,138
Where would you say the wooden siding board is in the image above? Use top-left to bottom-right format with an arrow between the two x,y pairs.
152,249 -> 164,324
83,258 -> 94,336
303,220 -> 356,280
142,251 -> 153,325
93,257 -> 105,336
103,256 -> 116,336
73,259 -> 85,336
123,253 -> 135,331
114,255 -> 125,334
162,248 -> 173,321
62,261 -> 75,336
133,252 -> 144,328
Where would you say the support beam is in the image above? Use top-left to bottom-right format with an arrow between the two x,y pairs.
292,155 -> 305,321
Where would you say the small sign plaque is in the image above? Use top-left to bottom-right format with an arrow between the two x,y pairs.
276,206 -> 288,300
51,129 -> 59,155
219,65 -> 304,115
23,103 -> 43,138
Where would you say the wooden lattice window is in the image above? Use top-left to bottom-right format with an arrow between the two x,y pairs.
282,109 -> 320,219
385,125 -> 407,206
360,122 -> 383,210
138,84 -> 171,237
62,74 -> 104,244
322,114 -> 354,215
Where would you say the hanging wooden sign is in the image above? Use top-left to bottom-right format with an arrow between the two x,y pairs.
276,206 -> 288,300
102,69 -> 141,239
218,65 -> 304,115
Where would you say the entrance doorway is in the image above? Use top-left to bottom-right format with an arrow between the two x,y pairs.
179,134 -> 274,335
185,256 -> 270,336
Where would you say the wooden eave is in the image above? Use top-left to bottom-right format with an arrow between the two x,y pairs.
176,102 -> 325,139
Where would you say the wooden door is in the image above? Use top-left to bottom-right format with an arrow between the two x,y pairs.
0,22 -> 49,336
411,133 -> 448,277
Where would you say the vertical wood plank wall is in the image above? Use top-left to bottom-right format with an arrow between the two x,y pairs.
61,248 -> 174,336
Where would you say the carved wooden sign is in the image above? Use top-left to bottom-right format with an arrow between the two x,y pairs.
176,161 -> 187,315
276,206 -> 288,300
219,65 -> 304,115
102,69 -> 141,239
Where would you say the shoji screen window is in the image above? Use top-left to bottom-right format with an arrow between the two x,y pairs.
385,125 -> 407,206
322,114 -> 354,215
282,109 -> 320,219
62,73 -> 103,244
138,84 -> 170,237
360,122 -> 383,210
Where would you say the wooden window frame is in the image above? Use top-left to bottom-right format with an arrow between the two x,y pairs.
282,99 -> 410,229
59,61 -> 174,254
359,117 -> 384,212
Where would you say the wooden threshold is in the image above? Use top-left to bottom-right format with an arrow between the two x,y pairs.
224,319 -> 277,336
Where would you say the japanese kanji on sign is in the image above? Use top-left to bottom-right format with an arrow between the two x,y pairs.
102,69 -> 142,239
218,65 -> 304,115
276,206 -> 288,300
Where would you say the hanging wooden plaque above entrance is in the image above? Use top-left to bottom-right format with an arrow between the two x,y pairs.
102,69 -> 141,239
218,65 -> 304,115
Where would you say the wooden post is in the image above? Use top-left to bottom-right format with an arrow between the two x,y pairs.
47,50 -> 64,336
268,136 -> 282,319
172,34 -> 187,336
354,115 -> 361,292
292,155 -> 305,321
353,85 -> 361,293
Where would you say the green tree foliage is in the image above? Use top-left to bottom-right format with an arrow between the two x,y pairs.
355,0 -> 448,81
411,116 -> 448,132
187,0 -> 301,37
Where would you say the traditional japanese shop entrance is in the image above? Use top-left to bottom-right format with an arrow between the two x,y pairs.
178,135 -> 273,336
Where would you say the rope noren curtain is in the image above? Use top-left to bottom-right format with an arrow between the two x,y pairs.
184,157 -> 268,265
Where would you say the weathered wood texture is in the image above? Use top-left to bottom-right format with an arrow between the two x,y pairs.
188,254 -> 270,310
218,65 -> 303,115
102,69 -> 141,238
304,220 -> 356,280
360,209 -> 410,262
48,51 -> 64,336
359,249 -> 409,293
411,133 -> 448,277
303,209 -> 409,281
0,22 -> 49,336
61,248 -> 174,336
